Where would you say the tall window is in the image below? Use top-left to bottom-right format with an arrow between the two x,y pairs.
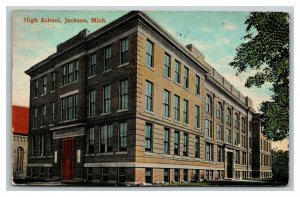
234,131 -> 239,146
205,95 -> 212,115
68,63 -> 73,83
41,105 -> 46,126
100,124 -> 113,153
183,133 -> 189,157
216,124 -> 223,141
183,67 -> 189,89
145,168 -> 152,183
205,119 -> 212,138
103,85 -> 111,113
50,102 -> 55,124
235,150 -> 240,164
145,81 -> 153,112
119,122 -> 127,151
174,131 -> 180,156
164,169 -> 170,183
195,105 -> 200,128
164,53 -> 171,78
51,72 -> 55,91
62,65 -> 66,85
205,143 -> 213,161
61,94 -> 78,121
174,95 -> 180,121
164,128 -> 170,155
42,76 -> 47,95
174,60 -> 181,83
145,123 -> 153,152
104,46 -> 112,71
195,136 -> 200,158
174,169 -> 180,182
183,99 -> 189,124
75,60 -> 79,81
226,108 -> 232,126
217,146 -> 223,162
87,127 -> 95,153
63,62 -> 75,85
195,75 -> 200,95
40,135 -> 45,156
164,90 -> 170,118
33,80 -> 38,97
16,147 -> 24,172
242,152 -> 247,165
146,40 -> 154,68
89,89 -> 96,116
121,38 -> 129,64
216,102 -> 223,119
90,53 -> 96,76
234,113 -> 240,146
120,79 -> 128,110
33,107 -> 38,128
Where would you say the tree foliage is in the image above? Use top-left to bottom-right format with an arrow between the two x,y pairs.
272,150 -> 289,183
229,12 -> 289,141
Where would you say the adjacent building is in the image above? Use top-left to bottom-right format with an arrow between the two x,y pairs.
25,11 -> 272,184
12,105 -> 29,180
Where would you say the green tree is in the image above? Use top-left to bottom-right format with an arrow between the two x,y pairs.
229,12 -> 289,141
272,150 -> 289,183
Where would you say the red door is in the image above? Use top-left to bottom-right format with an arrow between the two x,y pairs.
62,138 -> 75,180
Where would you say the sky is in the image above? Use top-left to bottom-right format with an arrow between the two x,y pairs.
12,10 -> 273,111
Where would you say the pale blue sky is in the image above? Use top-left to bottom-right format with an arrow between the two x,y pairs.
12,10 -> 272,111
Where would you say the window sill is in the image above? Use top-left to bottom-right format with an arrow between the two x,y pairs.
116,151 -> 128,155
144,152 -> 155,156
50,90 -> 55,94
40,126 -> 46,128
88,75 -> 97,79
174,81 -> 181,87
87,116 -> 97,119
183,87 -> 190,92
41,93 -> 47,97
60,80 -> 79,88
33,96 -> 38,100
194,127 -> 201,130
59,119 -> 78,124
37,156 -> 47,158
182,156 -> 190,160
102,69 -> 112,74
164,76 -> 172,81
144,110 -> 154,115
118,62 -> 129,68
174,155 -> 182,159
101,112 -> 111,116
162,116 -> 171,121
146,65 -> 155,72
173,120 -> 181,124
85,153 -> 96,156
49,124 -> 54,127
117,109 -> 129,113
96,152 -> 113,156
194,158 -> 201,161
183,123 -> 189,127
162,154 -> 172,158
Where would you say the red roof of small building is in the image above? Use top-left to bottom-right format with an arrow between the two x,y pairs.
12,105 -> 29,135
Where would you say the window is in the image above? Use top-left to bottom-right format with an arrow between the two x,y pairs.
196,75 -> 200,95
242,135 -> 247,148
48,136 -> 53,156
145,81 -> 153,112
164,90 -> 170,118
174,95 -> 180,121
145,168 -> 152,183
217,145 -> 223,162
242,152 -> 247,165
120,38 -> 129,64
182,100 -> 189,124
33,107 -> 38,128
35,135 -> 40,156
241,117 -> 246,133
174,169 -> 180,182
50,102 -> 55,124
235,150 -> 240,164
16,147 -> 24,172
51,72 -> 55,91
226,128 -> 232,144
174,60 -> 181,83
104,46 -> 112,71
120,79 -> 128,110
164,128 -> 170,155
40,135 -> 45,156
216,102 -> 223,119
234,113 -> 240,129
90,53 -> 96,76
184,169 -> 188,182
226,108 -> 232,126
164,53 -> 171,78
102,168 -> 108,182
174,131 -> 180,156
63,62 -> 77,85
205,119 -> 212,138
75,60 -> 79,81
183,67 -> 189,89
103,85 -> 111,113
145,123 -> 153,152
216,124 -> 223,141
234,131 -> 239,146
89,90 -> 96,116
164,169 -> 170,183
119,122 -> 127,151
195,105 -> 200,128
42,76 -> 47,95
62,65 -> 66,85
68,63 -> 73,83
205,143 -> 213,161
146,40 -> 154,68
183,133 -> 189,157
118,168 -> 126,183
41,105 -> 46,126
100,124 -> 113,153
87,127 -> 95,153
205,95 -> 212,115
195,136 -> 200,158
33,80 -> 38,97
61,94 -> 78,121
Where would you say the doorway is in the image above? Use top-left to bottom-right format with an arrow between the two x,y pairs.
62,138 -> 75,180
227,152 -> 233,178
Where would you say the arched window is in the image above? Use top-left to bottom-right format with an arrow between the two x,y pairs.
205,95 -> 212,114
216,101 -> 223,119
226,108 -> 232,126
16,147 -> 24,172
